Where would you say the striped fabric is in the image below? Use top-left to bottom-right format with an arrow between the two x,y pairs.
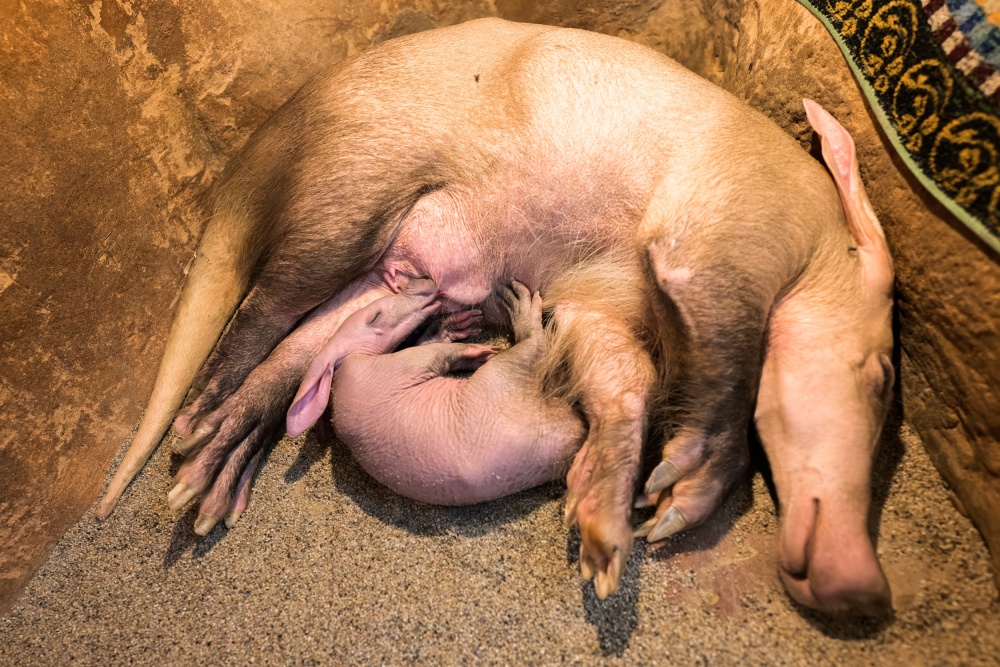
924,0 -> 1000,102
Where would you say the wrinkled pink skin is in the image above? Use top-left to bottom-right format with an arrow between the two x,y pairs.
156,21 -> 895,613
284,278 -> 450,439
319,279 -> 583,505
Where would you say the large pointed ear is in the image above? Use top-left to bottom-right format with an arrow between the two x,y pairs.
286,365 -> 334,439
803,99 -> 889,253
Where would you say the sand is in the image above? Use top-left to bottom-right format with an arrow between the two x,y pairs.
2,418 -> 998,665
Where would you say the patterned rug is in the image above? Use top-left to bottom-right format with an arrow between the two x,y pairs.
797,0 -> 1000,254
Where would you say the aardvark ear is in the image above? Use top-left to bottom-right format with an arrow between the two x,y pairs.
286,365 -> 334,439
803,98 -> 893,285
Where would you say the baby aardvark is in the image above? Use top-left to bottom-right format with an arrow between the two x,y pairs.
288,278 -> 584,506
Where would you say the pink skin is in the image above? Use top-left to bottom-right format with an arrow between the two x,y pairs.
286,278 -> 448,438
169,109 -> 895,611
331,281 -> 584,505
171,275 -> 393,439
168,275 -> 401,530
285,275 -> 583,506
169,275 -> 482,532
166,199 -> 498,534
145,21 -> 893,612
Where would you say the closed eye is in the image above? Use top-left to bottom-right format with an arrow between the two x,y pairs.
875,354 -> 895,399
882,355 -> 894,385
369,311 -> 381,324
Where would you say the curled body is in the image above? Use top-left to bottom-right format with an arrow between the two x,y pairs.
325,280 -> 585,505
337,355 -> 582,505
99,19 -> 895,613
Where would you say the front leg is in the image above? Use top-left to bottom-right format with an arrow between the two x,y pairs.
634,266 -> 761,541
553,301 -> 655,600
168,276 -> 392,535
635,197 -> 804,544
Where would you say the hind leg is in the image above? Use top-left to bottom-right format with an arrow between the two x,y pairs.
169,275 -> 392,534
174,150 -> 424,435
173,247 -> 359,438
170,196 -> 403,453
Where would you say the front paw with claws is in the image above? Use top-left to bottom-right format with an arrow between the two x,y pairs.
634,426 -> 748,543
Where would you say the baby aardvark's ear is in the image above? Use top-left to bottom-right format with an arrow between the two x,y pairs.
803,99 -> 893,291
286,365 -> 334,439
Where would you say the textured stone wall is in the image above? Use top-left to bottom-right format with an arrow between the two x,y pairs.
1,0 -> 997,614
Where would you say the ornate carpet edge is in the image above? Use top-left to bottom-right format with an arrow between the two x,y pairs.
796,0 -> 1000,255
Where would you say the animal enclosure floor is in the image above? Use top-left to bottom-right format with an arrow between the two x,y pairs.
2,422 -> 997,665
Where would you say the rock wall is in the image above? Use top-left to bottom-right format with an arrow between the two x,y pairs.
1,0 -> 997,614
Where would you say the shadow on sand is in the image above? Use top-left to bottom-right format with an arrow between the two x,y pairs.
317,431 -> 563,538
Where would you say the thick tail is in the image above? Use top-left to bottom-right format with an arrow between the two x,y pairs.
97,212 -> 248,519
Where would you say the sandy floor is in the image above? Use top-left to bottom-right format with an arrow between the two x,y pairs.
2,417 -> 998,665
